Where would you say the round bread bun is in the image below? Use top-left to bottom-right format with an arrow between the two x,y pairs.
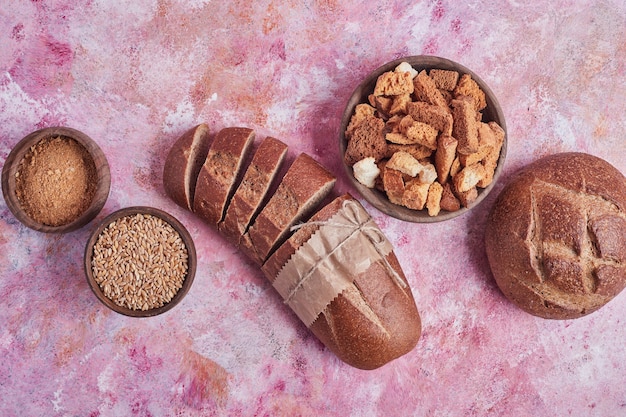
485,152 -> 626,319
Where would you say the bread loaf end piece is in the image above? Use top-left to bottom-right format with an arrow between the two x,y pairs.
245,153 -> 336,265
163,123 -> 211,210
263,194 -> 421,370
485,152 -> 626,319
219,137 -> 289,247
311,252 -> 421,369
193,127 -> 255,225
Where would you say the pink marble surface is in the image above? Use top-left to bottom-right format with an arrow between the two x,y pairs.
1,1 -> 625,416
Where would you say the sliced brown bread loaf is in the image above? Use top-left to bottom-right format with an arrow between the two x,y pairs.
162,123 -> 211,211
193,127 -> 255,225
162,125 -> 422,369
262,193 -> 421,370
243,153 -> 336,265
218,136 -> 288,247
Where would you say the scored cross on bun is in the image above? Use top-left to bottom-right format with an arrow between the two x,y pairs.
485,152 -> 626,319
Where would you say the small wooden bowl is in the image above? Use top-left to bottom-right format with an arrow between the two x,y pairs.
339,55 -> 507,223
84,206 -> 197,317
1,126 -> 111,233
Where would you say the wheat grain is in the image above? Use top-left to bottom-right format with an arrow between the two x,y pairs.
91,213 -> 188,311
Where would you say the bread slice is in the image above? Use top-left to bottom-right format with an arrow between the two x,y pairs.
262,194 -> 421,370
162,124 -> 210,210
243,153 -> 336,265
218,136 -> 288,247
193,127 -> 255,225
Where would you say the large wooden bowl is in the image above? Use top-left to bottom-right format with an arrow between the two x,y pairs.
339,55 -> 507,223
1,126 -> 110,233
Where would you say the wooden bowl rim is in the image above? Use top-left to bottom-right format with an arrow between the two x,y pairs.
1,126 -> 111,233
84,206 -> 197,317
339,55 -> 507,223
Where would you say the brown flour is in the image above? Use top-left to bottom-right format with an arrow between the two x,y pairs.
15,136 -> 98,226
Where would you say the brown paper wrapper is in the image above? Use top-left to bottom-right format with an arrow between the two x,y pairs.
272,200 -> 405,327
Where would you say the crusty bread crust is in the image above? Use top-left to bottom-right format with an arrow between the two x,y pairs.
163,124 -> 210,210
219,137 -> 288,247
193,127 -> 255,225
485,152 -> 626,319
262,194 -> 421,370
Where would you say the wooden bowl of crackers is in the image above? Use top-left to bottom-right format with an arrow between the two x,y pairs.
1,126 -> 111,233
339,55 -> 507,222
84,206 -> 197,317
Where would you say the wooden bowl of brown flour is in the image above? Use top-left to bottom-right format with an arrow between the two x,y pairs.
1,126 -> 110,233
